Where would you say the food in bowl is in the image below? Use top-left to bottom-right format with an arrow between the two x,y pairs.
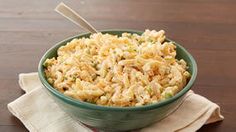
43,29 -> 191,107
39,29 -> 197,131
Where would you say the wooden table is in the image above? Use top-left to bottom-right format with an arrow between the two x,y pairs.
1,0 -> 235,131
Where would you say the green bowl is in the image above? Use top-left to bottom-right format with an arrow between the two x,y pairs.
38,29 -> 197,131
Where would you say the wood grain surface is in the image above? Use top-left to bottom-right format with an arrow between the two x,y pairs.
0,0 -> 235,131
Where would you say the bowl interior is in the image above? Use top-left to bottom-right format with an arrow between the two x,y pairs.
38,29 -> 197,111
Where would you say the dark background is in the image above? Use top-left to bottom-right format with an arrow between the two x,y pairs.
0,0 -> 236,131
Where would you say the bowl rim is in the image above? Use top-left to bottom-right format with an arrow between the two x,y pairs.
38,29 -> 197,111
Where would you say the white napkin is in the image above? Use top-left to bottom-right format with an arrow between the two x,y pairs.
8,73 -> 224,132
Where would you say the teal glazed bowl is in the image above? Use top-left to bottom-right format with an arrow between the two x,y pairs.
38,30 -> 197,131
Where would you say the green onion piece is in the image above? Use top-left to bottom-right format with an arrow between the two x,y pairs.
146,86 -> 152,94
43,62 -> 49,67
165,92 -> 173,99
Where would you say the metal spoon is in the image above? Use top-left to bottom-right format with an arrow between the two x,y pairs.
55,2 -> 98,33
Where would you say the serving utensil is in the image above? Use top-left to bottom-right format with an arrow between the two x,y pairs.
55,2 -> 98,33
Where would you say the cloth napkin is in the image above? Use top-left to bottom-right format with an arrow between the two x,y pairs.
8,73 -> 224,132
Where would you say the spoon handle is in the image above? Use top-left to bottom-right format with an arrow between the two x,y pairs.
55,2 -> 98,33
